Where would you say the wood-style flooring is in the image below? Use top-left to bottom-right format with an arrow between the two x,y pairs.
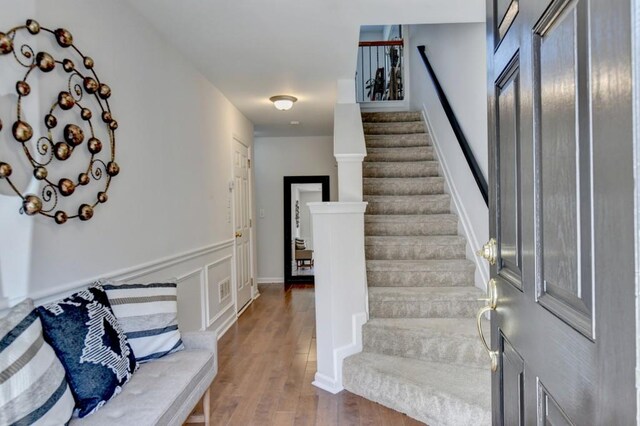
201,284 -> 425,426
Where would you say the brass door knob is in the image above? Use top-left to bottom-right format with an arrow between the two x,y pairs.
477,238 -> 497,265
235,232 -> 242,238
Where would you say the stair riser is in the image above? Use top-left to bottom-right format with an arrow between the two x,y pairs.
367,270 -> 474,287
343,357 -> 491,426
363,180 -> 444,196
363,327 -> 486,368
366,244 -> 466,260
363,164 -> 439,178
365,134 -> 431,148
365,150 -> 435,162
361,112 -> 423,122
366,200 -> 450,215
369,300 -> 481,318
364,122 -> 425,134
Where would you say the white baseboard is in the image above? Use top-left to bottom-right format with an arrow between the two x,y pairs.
421,105 -> 490,290
312,311 -> 367,394
215,312 -> 237,340
256,277 -> 284,284
312,372 -> 343,394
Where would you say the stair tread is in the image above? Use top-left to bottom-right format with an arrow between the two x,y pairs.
368,286 -> 483,301
363,122 -> 426,135
364,194 -> 450,202
366,259 -> 475,271
363,176 -> 444,182
343,352 -> 491,426
363,160 -> 437,166
365,213 -> 455,223
365,317 -> 480,337
366,235 -> 466,245
361,111 -> 423,122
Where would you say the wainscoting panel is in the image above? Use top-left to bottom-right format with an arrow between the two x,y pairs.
206,255 -> 234,332
20,239 -> 237,339
176,268 -> 206,332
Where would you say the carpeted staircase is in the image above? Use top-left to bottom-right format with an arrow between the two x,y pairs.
342,111 -> 491,426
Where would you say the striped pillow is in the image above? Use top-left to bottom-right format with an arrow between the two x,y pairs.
103,281 -> 184,363
0,299 -> 75,425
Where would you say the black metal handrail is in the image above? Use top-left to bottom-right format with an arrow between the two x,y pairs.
417,45 -> 488,205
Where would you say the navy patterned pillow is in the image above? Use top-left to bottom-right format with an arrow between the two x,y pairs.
37,285 -> 137,418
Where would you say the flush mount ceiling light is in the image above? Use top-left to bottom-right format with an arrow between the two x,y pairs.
269,95 -> 297,111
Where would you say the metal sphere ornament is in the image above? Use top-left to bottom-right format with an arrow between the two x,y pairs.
78,204 -> 94,221
12,121 -> 33,142
54,211 -> 68,225
36,52 -> 55,72
0,162 -> 12,178
0,19 -> 118,224
0,33 -> 13,54
34,167 -> 48,180
16,81 -> 30,96
22,195 -> 43,215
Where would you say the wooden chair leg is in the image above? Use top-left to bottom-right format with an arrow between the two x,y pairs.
184,387 -> 211,425
202,387 -> 210,426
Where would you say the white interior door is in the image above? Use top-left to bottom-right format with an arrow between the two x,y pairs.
233,138 -> 252,313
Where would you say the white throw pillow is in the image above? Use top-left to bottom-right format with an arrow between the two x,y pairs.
102,281 -> 185,363
0,299 -> 75,425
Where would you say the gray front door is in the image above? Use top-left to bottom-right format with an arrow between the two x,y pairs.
486,0 -> 636,423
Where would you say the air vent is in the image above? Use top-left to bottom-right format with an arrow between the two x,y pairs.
219,278 -> 231,302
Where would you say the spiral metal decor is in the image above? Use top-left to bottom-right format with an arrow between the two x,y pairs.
0,19 -> 118,224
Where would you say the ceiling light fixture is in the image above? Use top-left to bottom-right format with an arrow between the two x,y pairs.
270,95 -> 297,111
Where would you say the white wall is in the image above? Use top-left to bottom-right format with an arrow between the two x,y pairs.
408,23 -> 490,288
254,136 -> 337,282
0,0 -> 254,337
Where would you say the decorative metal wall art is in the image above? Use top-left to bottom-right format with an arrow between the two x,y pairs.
0,20 -> 118,224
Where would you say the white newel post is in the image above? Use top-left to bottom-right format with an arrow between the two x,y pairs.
308,79 -> 369,393
308,202 -> 368,394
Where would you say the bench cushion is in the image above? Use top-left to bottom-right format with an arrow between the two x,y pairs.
69,347 -> 215,426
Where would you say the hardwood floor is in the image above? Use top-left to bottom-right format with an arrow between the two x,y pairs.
201,284 -> 425,426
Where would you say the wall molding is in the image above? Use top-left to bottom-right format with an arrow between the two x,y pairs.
215,310 -> 237,341
208,300 -> 234,328
257,277 -> 284,284
27,238 -> 234,305
422,105 -> 489,289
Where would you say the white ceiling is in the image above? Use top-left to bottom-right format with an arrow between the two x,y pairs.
125,0 -> 484,137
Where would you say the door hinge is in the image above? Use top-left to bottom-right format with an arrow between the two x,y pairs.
248,159 -> 251,168
250,218 -> 252,227
250,278 -> 254,286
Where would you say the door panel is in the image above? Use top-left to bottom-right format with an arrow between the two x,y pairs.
500,334 -> 524,426
233,139 -> 252,313
487,0 -> 636,423
496,54 -> 523,289
534,0 -> 593,337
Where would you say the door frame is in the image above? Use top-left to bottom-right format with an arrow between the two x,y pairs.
231,135 -> 255,316
283,175 -> 330,290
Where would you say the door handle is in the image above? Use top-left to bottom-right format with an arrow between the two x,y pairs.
476,238 -> 497,265
235,232 -> 242,238
476,278 -> 499,372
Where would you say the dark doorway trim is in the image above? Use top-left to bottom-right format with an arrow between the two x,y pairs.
283,175 -> 330,290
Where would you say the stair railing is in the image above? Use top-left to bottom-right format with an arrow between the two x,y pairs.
417,45 -> 488,205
